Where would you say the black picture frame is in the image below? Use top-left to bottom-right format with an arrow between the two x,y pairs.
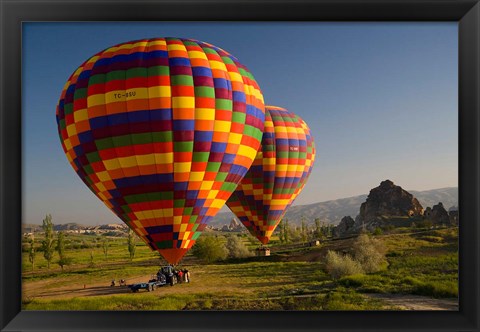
1,0 -> 478,331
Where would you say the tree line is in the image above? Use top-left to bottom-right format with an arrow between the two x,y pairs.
25,214 -> 138,271
277,217 -> 335,244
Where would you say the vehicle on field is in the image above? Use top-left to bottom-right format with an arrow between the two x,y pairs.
158,265 -> 178,286
128,272 -> 167,292
128,266 -> 179,292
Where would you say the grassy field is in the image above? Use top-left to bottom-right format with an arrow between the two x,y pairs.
21,227 -> 458,310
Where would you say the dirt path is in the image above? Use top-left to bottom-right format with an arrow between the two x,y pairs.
23,273 -> 250,300
367,293 -> 458,310
25,276 -> 458,311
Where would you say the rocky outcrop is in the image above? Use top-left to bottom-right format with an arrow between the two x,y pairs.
341,180 -> 425,233
448,208 -> 458,226
229,218 -> 243,231
221,218 -> 244,232
358,180 -> 424,223
425,202 -> 450,225
334,216 -> 355,237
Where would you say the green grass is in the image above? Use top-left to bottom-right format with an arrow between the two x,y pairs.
23,293 -> 198,310
337,228 -> 458,298
23,288 -> 386,311
22,227 -> 459,310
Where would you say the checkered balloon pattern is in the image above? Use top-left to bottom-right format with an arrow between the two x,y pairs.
56,38 -> 265,264
226,106 -> 315,245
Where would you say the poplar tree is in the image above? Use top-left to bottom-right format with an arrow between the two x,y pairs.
127,229 -> 136,261
41,214 -> 55,269
28,233 -> 36,271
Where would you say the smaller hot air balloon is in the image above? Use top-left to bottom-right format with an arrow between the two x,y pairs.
226,105 -> 315,244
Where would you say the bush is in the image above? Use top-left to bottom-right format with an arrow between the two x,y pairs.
338,274 -> 365,287
325,250 -> 364,279
402,276 -> 458,298
191,236 -> 228,263
411,280 -> 458,298
225,235 -> 252,259
373,227 -> 383,236
57,257 -> 73,271
352,234 -> 387,273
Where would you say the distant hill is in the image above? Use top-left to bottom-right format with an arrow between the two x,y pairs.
54,223 -> 88,231
409,187 -> 458,211
208,187 -> 458,227
23,187 -> 457,231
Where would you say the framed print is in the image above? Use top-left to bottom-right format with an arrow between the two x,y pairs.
1,0 -> 479,331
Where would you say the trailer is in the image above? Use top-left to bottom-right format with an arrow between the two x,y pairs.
128,274 -> 167,292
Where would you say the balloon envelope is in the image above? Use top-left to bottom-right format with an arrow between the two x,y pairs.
56,38 -> 265,264
226,105 -> 315,244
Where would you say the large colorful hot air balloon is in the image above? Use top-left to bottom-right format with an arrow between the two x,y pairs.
56,38 -> 265,264
226,105 -> 315,245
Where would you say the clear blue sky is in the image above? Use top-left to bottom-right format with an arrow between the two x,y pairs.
22,22 -> 458,225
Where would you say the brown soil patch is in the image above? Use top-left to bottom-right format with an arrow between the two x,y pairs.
367,293 -> 458,310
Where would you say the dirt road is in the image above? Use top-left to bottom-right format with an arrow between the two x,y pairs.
24,275 -> 458,312
367,293 -> 458,310
23,272 -> 249,300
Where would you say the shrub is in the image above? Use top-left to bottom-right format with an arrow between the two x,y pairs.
412,280 -> 458,298
325,250 -> 364,279
191,236 -> 228,263
373,227 -> 383,236
57,257 -> 73,271
225,235 -> 252,259
352,234 -> 387,273
338,274 -> 365,287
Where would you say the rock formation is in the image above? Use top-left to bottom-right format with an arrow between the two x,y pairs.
350,180 -> 424,232
229,218 -> 243,231
448,207 -> 459,225
425,202 -> 450,225
221,218 -> 244,232
358,180 -> 423,222
334,216 -> 355,237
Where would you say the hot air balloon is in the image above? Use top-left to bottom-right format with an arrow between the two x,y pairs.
226,105 -> 315,245
56,38 -> 265,264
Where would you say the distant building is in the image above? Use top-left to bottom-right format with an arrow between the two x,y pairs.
309,240 -> 320,247
255,247 -> 270,256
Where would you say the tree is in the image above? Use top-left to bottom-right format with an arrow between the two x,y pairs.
88,251 -> 95,267
288,225 -> 302,243
127,229 -> 136,261
191,236 -> 228,263
225,235 -> 252,258
352,234 -> 387,273
314,218 -> 322,239
300,217 -> 308,243
56,231 -> 71,271
284,219 -> 289,244
56,231 -> 65,258
278,219 -> 285,243
41,214 -> 55,269
102,237 -> 109,260
28,233 -> 36,271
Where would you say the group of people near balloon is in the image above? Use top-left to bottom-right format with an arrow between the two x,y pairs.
56,37 -> 316,266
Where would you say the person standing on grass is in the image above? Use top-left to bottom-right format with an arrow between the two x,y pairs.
183,269 -> 189,283
178,270 -> 184,283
